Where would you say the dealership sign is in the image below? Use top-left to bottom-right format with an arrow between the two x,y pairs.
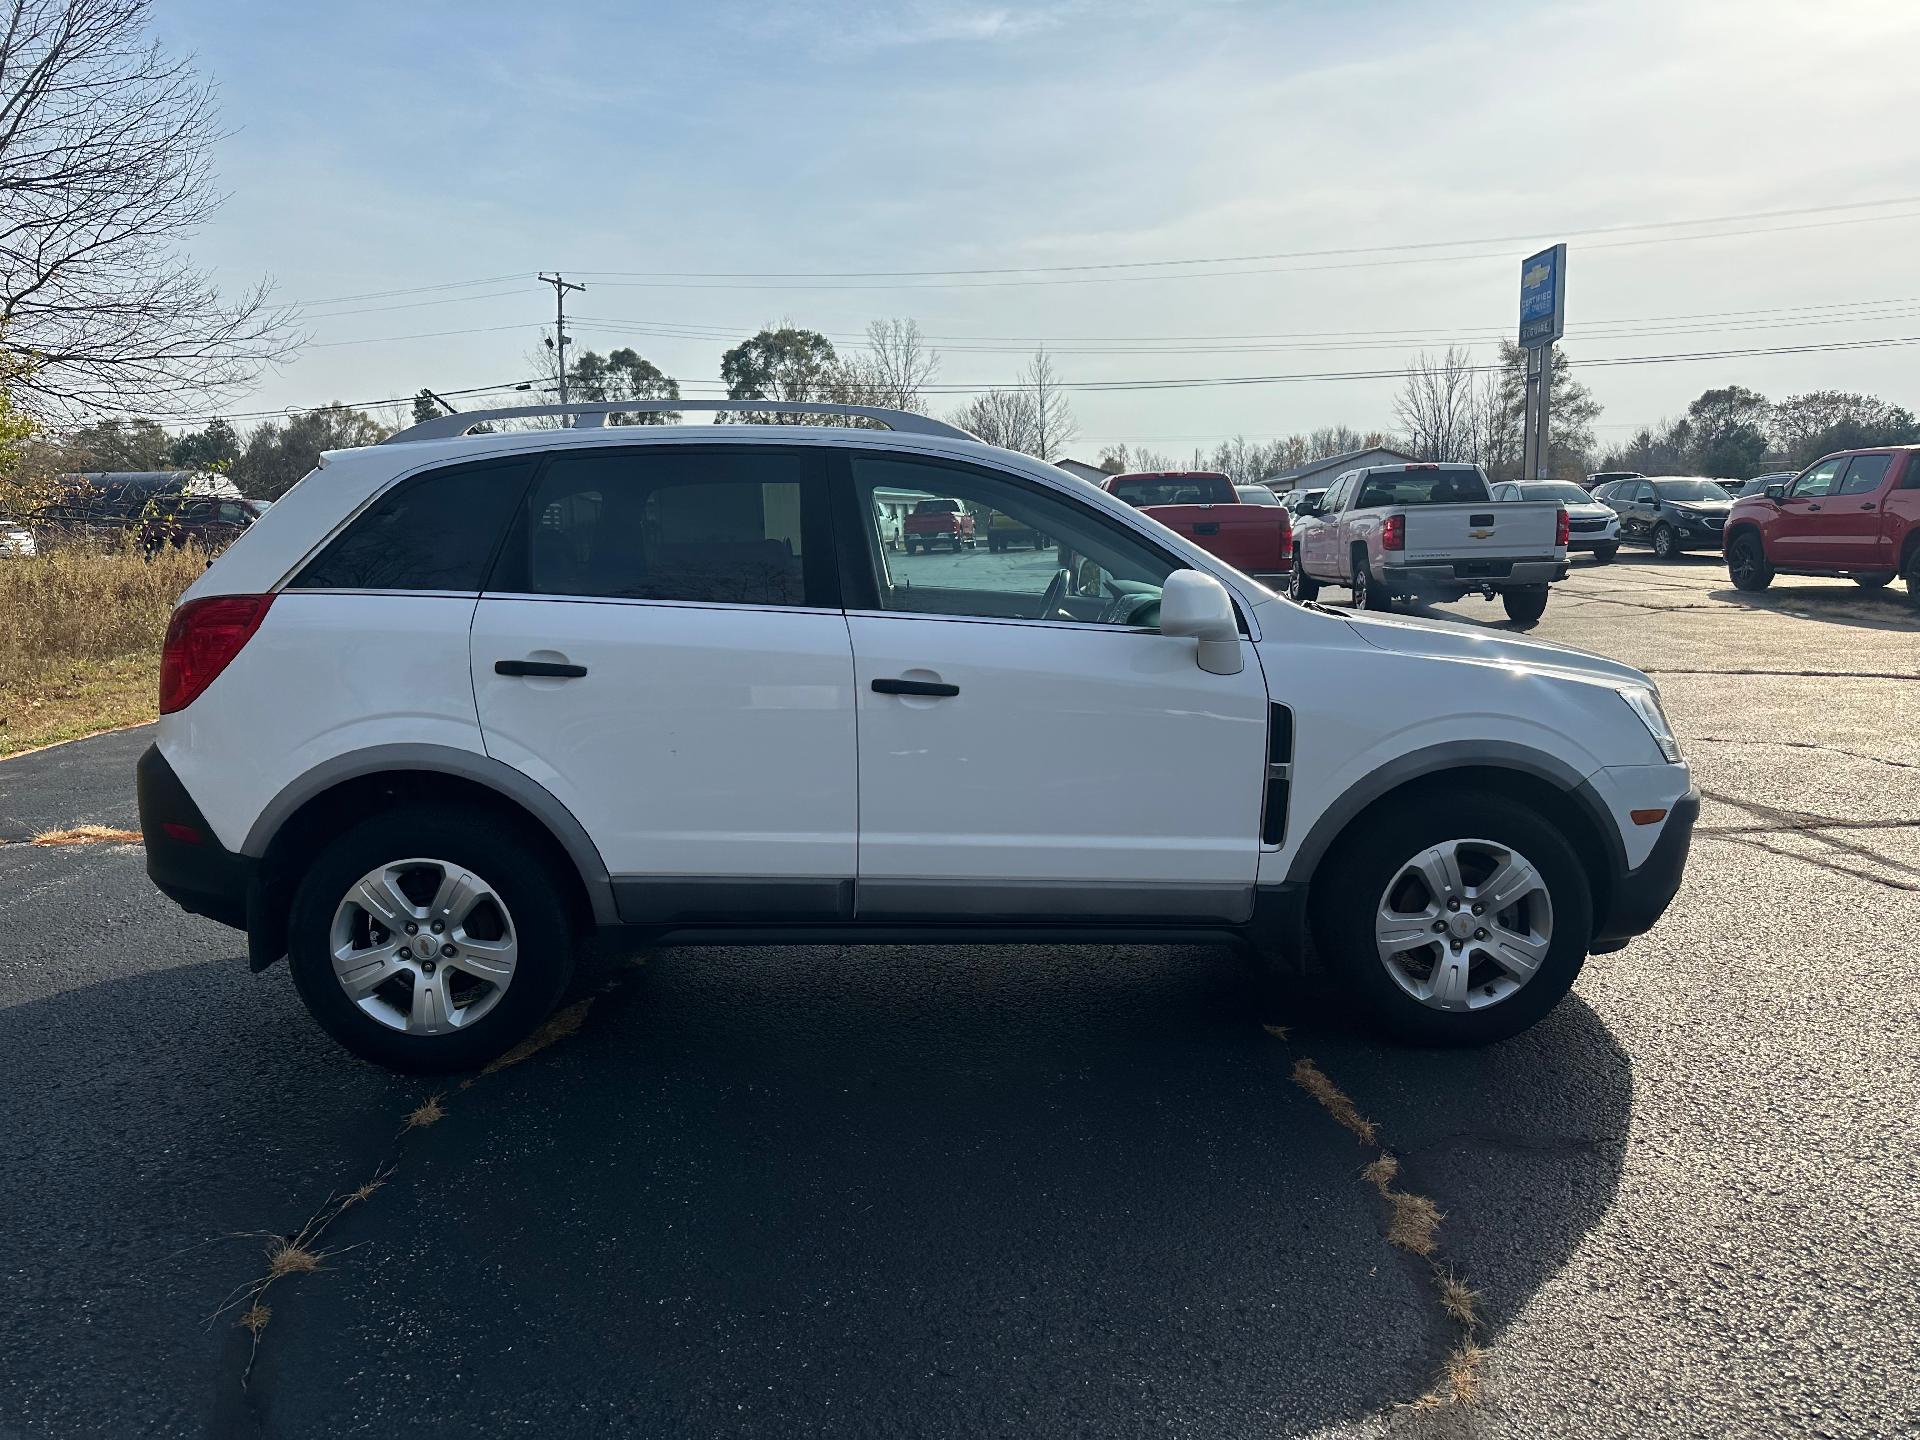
1519,243 -> 1566,348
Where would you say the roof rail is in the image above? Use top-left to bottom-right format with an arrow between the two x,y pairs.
383,399 -> 976,445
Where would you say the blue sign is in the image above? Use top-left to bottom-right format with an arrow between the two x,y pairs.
1519,243 -> 1566,347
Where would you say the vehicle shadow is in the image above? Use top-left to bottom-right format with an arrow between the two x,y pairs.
1703,581 -> 1920,632
121,939 -> 1642,1437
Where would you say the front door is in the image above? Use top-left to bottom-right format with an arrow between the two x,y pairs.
1770,455 -> 1847,566
470,444 -> 858,918
839,452 -> 1270,922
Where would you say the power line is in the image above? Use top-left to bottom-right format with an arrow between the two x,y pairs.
291,274 -> 534,308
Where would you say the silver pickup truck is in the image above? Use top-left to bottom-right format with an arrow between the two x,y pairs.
1287,462 -> 1569,623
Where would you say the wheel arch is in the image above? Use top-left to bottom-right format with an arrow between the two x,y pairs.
1284,747 -> 1621,935
243,746 -> 616,971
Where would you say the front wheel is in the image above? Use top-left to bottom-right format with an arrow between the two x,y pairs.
1352,556 -> 1390,611
1727,532 -> 1774,592
1651,523 -> 1679,560
287,806 -> 577,1072
1311,794 -> 1593,1046
1288,562 -> 1320,603
1501,586 -> 1549,624
1591,545 -> 1618,564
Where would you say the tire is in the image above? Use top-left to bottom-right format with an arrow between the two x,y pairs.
1726,531 -> 1774,592
1501,586 -> 1549,624
1352,553 -> 1390,611
1311,791 -> 1593,1047
287,805 -> 577,1073
1287,562 -> 1320,603
1903,542 -> 1920,607
989,537 -> 1003,553
1651,523 -> 1678,560
906,541 -> 918,555
1854,573 -> 1892,590
1592,545 -> 1618,564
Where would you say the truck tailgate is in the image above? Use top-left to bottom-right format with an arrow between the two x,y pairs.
1139,504 -> 1288,573
1402,501 -> 1560,559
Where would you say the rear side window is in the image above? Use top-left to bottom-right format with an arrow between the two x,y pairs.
1837,455 -> 1892,495
491,447 -> 832,608
290,458 -> 535,592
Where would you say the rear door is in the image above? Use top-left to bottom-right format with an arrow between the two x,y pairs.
1825,454 -> 1896,567
471,444 -> 858,920
1769,456 -> 1847,566
839,451 -> 1270,920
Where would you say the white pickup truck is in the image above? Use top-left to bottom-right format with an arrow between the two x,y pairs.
1288,462 -> 1569,623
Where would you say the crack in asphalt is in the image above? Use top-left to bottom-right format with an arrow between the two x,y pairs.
1683,737 -> 1920,771
1698,830 -> 1920,892
1696,788 -> 1920,887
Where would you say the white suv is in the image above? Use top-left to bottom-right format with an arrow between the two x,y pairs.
138,401 -> 1696,1071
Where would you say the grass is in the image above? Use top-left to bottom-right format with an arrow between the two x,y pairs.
1290,1057 -> 1378,1146
31,824 -> 141,846
0,541 -> 203,759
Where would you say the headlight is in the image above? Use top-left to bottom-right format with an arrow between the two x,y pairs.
1620,687 -> 1682,763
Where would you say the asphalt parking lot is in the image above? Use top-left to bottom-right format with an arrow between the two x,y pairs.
2,550 -> 1915,1439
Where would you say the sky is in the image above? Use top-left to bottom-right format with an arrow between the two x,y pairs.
158,0 -> 1920,458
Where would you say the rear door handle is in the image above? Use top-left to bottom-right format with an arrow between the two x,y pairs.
872,678 -> 959,698
1194,522 -> 1221,535
496,659 -> 588,678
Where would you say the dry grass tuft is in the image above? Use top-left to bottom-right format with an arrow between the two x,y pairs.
0,541 -> 205,757
239,1302 -> 271,1338
1361,1153 -> 1399,1188
1290,1057 -> 1378,1146
344,1177 -> 386,1207
31,824 -> 141,846
479,997 -> 594,1075
402,1093 -> 446,1131
263,1237 -> 323,1279
1260,1022 -> 1290,1041
1360,1149 -> 1443,1257
1435,1267 -> 1482,1327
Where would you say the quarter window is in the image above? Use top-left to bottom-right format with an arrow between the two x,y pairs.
492,447 -> 830,608
1837,455 -> 1892,495
849,454 -> 1177,627
290,458 -> 535,592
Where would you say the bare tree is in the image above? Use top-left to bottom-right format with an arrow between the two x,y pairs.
948,387 -> 1037,453
1393,347 -> 1478,463
0,0 -> 294,420
1022,346 -> 1076,462
836,318 -> 939,412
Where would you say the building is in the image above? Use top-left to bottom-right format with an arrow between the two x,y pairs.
1053,457 -> 1108,487
1259,446 -> 1415,493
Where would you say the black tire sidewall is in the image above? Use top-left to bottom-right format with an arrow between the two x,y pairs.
287,806 -> 577,1072
1502,587 -> 1548,624
1313,793 -> 1593,1046
1728,533 -> 1773,591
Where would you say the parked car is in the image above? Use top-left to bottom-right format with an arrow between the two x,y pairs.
1724,447 -> 1920,601
30,471 -> 255,554
985,509 -> 1046,551
1279,487 -> 1327,515
1585,470 -> 1643,493
1713,479 -> 1743,498
0,513 -> 35,557
1601,476 -> 1733,559
1492,480 -> 1620,562
1735,472 -> 1796,498
137,398 -> 1695,1071
1289,462 -> 1568,623
1235,485 -> 1282,505
903,497 -> 975,553
1101,470 -> 1292,582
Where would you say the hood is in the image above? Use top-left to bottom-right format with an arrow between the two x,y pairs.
1337,608 -> 1654,689
1566,502 -> 1615,520
1666,498 -> 1731,514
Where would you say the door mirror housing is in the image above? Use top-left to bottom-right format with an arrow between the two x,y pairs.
1292,497 -> 1319,517
1765,482 -> 1788,501
1159,569 -> 1243,675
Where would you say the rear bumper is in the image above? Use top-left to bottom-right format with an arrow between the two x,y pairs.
137,744 -> 253,932
1590,788 -> 1699,950
1385,558 -> 1567,588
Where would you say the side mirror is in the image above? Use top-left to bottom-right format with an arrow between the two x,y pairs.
1160,570 -> 1243,675
1765,482 -> 1788,501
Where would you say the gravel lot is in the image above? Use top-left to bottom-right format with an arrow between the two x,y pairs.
2,551 -> 1914,1439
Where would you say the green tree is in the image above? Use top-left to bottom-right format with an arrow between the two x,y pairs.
62,417 -> 174,471
1771,391 -> 1920,467
232,406 -> 389,499
1683,385 -> 1772,478
720,326 -> 838,422
166,417 -> 240,472
1491,342 -> 1600,482
568,347 -> 679,423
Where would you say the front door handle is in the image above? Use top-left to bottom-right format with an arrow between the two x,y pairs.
1806,503 -> 1822,511
872,677 -> 959,698
1860,502 -> 1876,510
496,659 -> 588,678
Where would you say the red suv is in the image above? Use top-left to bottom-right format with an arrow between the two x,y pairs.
1723,447 -> 1920,603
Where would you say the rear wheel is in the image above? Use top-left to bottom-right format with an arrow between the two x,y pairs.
1591,545 -> 1618,564
1854,572 -> 1892,589
1352,554 -> 1390,611
1287,562 -> 1320,603
1501,586 -> 1549,624
1727,532 -> 1774,591
1312,793 -> 1592,1046
1651,523 -> 1679,560
287,806 -> 577,1072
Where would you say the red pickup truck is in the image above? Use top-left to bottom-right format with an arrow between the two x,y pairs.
1723,446 -> 1920,601
1101,471 -> 1292,581
902,498 -> 976,554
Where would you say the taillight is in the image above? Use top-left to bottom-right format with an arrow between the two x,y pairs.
159,594 -> 274,714
1381,514 -> 1405,551
1556,508 -> 1571,547
1279,514 -> 1293,562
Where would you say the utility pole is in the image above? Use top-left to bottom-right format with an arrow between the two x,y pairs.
537,273 -> 586,404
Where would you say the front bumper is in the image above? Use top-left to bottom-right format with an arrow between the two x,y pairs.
137,744 -> 253,932
1589,788 -> 1699,950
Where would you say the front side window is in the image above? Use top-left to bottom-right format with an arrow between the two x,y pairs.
491,447 -> 830,608
1837,455 -> 1892,495
291,457 -> 536,591
1790,458 -> 1845,499
848,454 -> 1176,627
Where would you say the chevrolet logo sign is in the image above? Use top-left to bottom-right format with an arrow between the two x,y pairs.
1524,263 -> 1551,288
1469,528 -> 1495,539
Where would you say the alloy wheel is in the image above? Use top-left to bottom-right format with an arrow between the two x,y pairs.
329,858 -> 519,1034
1373,837 -> 1554,1012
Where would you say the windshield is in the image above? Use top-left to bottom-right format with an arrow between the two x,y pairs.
1653,479 -> 1728,502
1520,482 -> 1593,504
